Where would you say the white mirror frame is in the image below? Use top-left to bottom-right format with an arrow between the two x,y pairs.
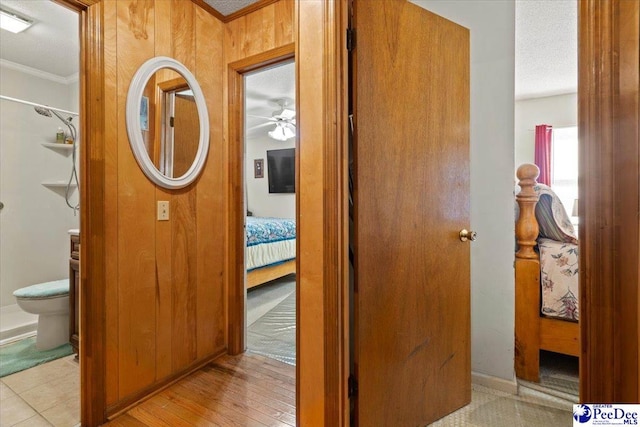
126,56 -> 209,189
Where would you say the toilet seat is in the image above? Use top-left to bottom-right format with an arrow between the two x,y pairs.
13,279 -> 69,300
14,279 -> 70,350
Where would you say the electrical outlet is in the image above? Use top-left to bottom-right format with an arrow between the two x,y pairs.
157,201 -> 169,221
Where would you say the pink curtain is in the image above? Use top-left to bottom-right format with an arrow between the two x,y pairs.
534,124 -> 553,186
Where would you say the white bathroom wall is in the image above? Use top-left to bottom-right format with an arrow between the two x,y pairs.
245,134 -> 296,218
0,65 -> 80,307
514,92 -> 577,168
411,0 -> 517,385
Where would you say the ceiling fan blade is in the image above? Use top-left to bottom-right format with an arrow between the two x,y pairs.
247,114 -> 275,120
279,108 -> 296,120
247,122 -> 276,131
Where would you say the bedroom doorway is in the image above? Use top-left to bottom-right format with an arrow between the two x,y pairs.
228,43 -> 299,368
513,0 -> 580,402
243,60 -> 297,366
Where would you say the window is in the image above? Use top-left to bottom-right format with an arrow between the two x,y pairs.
552,126 -> 578,221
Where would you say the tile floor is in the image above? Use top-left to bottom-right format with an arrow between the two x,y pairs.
0,355 -> 79,427
432,384 -> 573,426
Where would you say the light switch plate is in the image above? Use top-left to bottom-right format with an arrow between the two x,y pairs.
157,201 -> 169,221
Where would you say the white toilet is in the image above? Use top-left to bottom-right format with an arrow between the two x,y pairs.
13,279 -> 70,350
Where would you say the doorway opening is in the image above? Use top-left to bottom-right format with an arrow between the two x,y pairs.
243,60 -> 297,366
0,0 -> 81,425
514,0 -> 579,402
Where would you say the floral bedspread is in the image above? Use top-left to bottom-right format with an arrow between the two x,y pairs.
538,238 -> 579,321
246,217 -> 296,247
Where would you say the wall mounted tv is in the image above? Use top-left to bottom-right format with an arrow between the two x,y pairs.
267,148 -> 295,194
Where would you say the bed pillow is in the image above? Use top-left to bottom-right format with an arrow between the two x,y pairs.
533,184 -> 578,244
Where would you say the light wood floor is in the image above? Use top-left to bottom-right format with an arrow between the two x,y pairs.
104,353 -> 295,427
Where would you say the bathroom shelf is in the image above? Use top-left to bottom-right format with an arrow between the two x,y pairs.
42,142 -> 73,151
41,181 -> 77,188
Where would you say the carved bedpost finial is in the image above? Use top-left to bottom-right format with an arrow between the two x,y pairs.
516,163 -> 540,259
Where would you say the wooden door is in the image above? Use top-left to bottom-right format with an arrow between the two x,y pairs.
352,0 -> 470,425
173,94 -> 199,178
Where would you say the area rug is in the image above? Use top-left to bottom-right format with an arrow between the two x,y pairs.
247,291 -> 296,366
0,337 -> 73,377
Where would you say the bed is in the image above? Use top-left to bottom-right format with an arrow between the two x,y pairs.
245,217 -> 296,289
515,163 -> 580,382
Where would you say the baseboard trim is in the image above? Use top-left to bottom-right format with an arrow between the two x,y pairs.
472,371 -> 518,394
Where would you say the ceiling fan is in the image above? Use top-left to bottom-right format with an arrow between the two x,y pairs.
248,98 -> 296,141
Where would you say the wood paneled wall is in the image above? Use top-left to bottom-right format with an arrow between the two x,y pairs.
224,0 -> 294,62
98,0 -> 226,413
92,0 -> 295,416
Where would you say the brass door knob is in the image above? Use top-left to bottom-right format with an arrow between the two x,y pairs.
459,229 -> 477,242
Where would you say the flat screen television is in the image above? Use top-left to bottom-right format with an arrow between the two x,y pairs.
267,148 -> 295,193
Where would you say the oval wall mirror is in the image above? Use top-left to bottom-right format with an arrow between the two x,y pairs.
126,56 -> 209,189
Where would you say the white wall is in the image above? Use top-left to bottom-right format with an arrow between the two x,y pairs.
0,66 -> 80,307
514,92 -> 577,167
245,135 -> 295,218
411,0 -> 517,383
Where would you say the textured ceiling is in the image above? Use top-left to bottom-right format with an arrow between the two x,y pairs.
515,0 -> 577,100
204,0 -> 261,16
244,61 -> 295,139
0,0 -> 78,79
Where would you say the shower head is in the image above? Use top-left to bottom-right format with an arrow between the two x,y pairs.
35,105 -> 73,124
34,106 -> 52,117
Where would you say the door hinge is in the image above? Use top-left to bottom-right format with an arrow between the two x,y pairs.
348,374 -> 358,398
169,116 -> 175,127
347,28 -> 356,51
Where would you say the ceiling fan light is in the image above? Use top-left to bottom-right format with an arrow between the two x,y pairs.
283,126 -> 296,140
268,124 -> 295,141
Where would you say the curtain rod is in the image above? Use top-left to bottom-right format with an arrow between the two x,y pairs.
0,94 -> 79,117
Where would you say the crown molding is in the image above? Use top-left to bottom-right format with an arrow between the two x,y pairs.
0,59 -> 77,85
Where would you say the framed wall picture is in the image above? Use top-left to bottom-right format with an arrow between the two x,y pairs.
140,96 -> 149,131
254,158 -> 264,178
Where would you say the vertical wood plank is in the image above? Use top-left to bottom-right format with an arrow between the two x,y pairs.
171,0 -> 196,71
170,186 -> 198,369
273,0 -> 293,47
103,0 -> 120,406
224,17 -> 247,64
170,0 -> 198,371
195,6 -> 226,358
245,9 -> 264,56
154,0 -> 173,382
260,5 -> 276,50
116,0 -> 157,399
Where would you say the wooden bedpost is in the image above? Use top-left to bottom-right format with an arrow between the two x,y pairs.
515,163 -> 541,382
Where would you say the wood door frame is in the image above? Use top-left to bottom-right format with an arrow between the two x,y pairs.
50,0 -> 105,426
296,0 -> 350,424
227,43 -> 296,356
578,0 -> 639,403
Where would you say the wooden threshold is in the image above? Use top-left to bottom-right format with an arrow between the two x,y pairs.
103,353 -> 296,426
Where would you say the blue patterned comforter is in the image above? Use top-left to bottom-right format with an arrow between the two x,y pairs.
246,217 -> 296,247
